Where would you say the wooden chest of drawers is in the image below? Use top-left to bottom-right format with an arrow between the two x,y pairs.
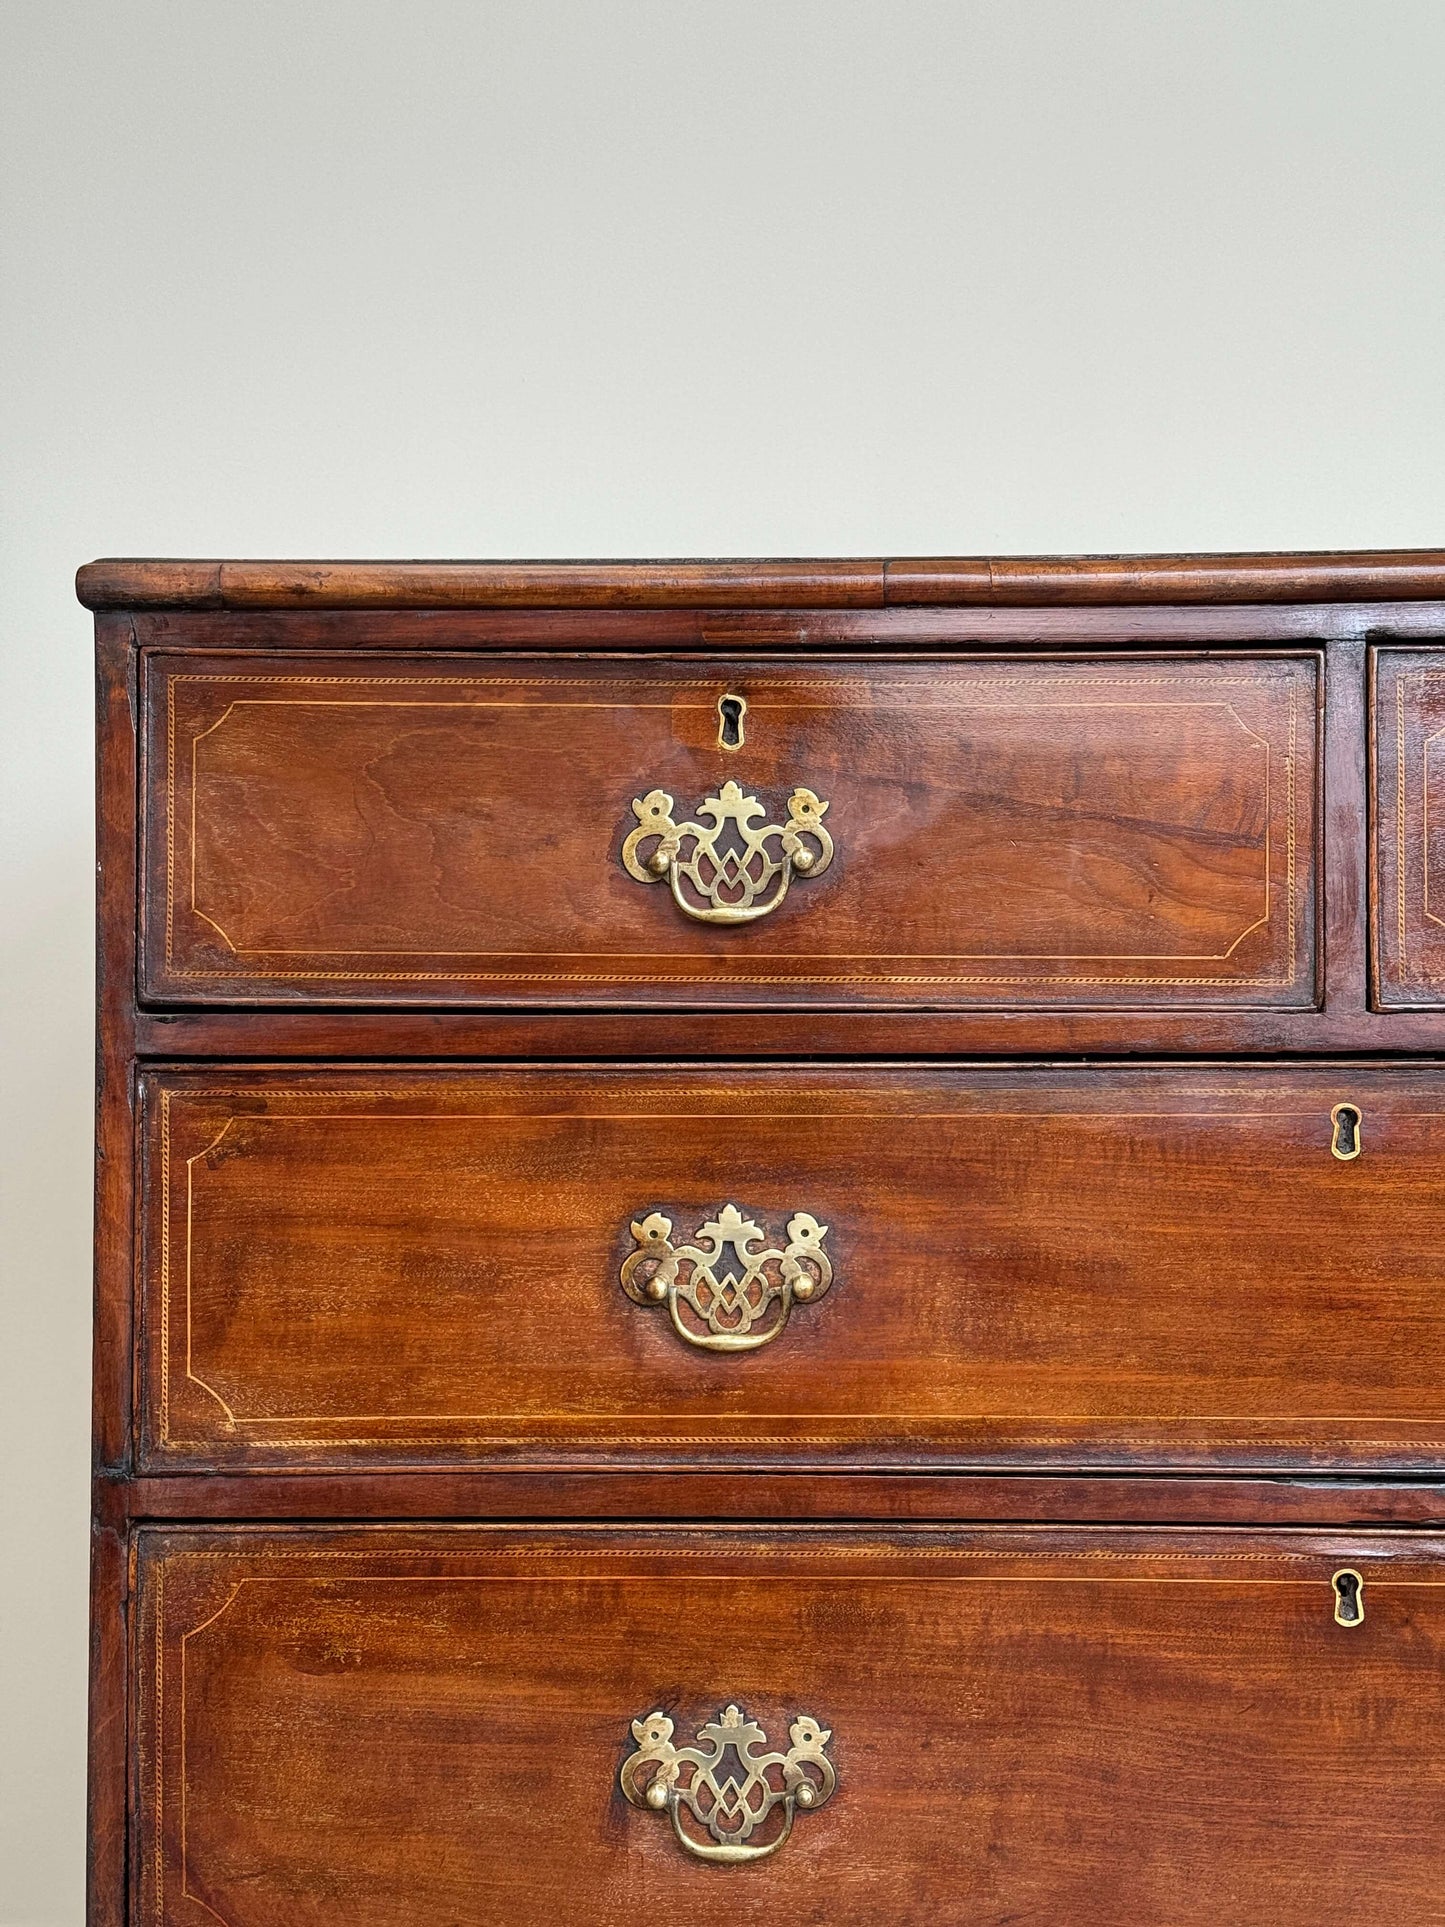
84,551 -> 1445,1924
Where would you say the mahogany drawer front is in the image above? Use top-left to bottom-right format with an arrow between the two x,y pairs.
138,1063 -> 1445,1474
1373,647 -> 1445,1005
140,649 -> 1318,1010
135,1523 -> 1445,1926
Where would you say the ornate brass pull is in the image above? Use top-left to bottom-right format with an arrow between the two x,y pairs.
621,1703 -> 837,1863
620,1204 -> 831,1352
621,779 -> 833,923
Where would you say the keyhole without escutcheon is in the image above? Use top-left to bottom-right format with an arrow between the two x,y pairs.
1333,1569 -> 1364,1626
717,694 -> 746,751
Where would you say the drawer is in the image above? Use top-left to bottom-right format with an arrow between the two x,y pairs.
139,1063 -> 1445,1473
136,1524 -> 1445,1925
140,650 -> 1318,1009
1374,647 -> 1445,1005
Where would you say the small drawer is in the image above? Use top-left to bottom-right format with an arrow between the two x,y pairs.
1374,647 -> 1445,1005
139,1063 -> 1445,1473
136,1524 -> 1445,1925
139,650 -> 1318,1010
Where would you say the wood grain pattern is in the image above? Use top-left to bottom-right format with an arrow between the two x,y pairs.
94,618 -> 138,1476
89,618 -> 137,1927
133,1002 -> 1445,1058
136,1524 -> 1445,1927
141,652 -> 1317,1008
137,1063 -> 1445,1473
87,1519 -> 127,1927
889,550 -> 1445,605
1370,647 -> 1445,1005
87,563 -> 1445,1924
111,636 -> 1388,1054
127,599 -> 1445,651
104,1470 -> 1445,1530
77,549 -> 1445,610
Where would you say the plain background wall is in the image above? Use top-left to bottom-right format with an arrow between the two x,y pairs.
4,2 -> 1445,1918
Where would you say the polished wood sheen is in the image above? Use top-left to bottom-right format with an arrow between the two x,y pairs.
136,1525 -> 1445,1926
141,651 -> 1316,1008
87,555 -> 1445,1926
140,1063 -> 1445,1472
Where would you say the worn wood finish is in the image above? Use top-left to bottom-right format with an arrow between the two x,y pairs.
1371,647 -> 1445,1007
78,549 -> 1445,610
94,618 -> 138,1476
135,1063 -> 1445,1473
139,1007 -> 1445,1057
126,599 -> 1445,651
90,618 -> 137,1927
80,558 -> 890,611
142,651 -> 1317,1009
103,1472 -> 1445,1529
888,549 -> 1445,606
87,1518 -> 128,1927
90,555 -> 1445,1923
136,1524 -> 1445,1927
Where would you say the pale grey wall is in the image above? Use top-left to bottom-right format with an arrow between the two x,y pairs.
4,2 -> 1445,1919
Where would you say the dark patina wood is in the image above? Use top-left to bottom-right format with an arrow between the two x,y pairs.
101,1470 -> 1445,1529
88,553 -> 1445,1925
76,548 -> 1445,609
90,615 -> 139,1927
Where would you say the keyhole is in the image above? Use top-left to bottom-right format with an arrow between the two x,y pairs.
1332,1568 -> 1364,1627
1330,1103 -> 1362,1161
717,693 -> 746,751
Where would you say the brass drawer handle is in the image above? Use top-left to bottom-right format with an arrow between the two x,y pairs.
621,779 -> 833,923
621,1204 -> 831,1352
621,1703 -> 837,1862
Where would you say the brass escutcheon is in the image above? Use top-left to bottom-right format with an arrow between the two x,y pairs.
620,1204 -> 831,1352
620,1703 -> 837,1862
621,779 -> 833,923
1330,1102 -> 1363,1161
1332,1568 -> 1365,1627
717,692 -> 747,750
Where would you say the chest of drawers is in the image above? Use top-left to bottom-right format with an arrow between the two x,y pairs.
84,551 -> 1445,1924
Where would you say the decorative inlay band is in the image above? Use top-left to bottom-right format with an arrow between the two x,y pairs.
155,665 -> 1309,990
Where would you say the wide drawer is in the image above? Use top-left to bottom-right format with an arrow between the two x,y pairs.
135,1524 -> 1445,1925
139,1063 -> 1445,1472
140,650 -> 1318,1008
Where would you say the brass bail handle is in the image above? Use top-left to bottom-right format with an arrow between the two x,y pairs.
620,1204 -> 832,1353
621,1704 -> 837,1863
621,780 -> 834,924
